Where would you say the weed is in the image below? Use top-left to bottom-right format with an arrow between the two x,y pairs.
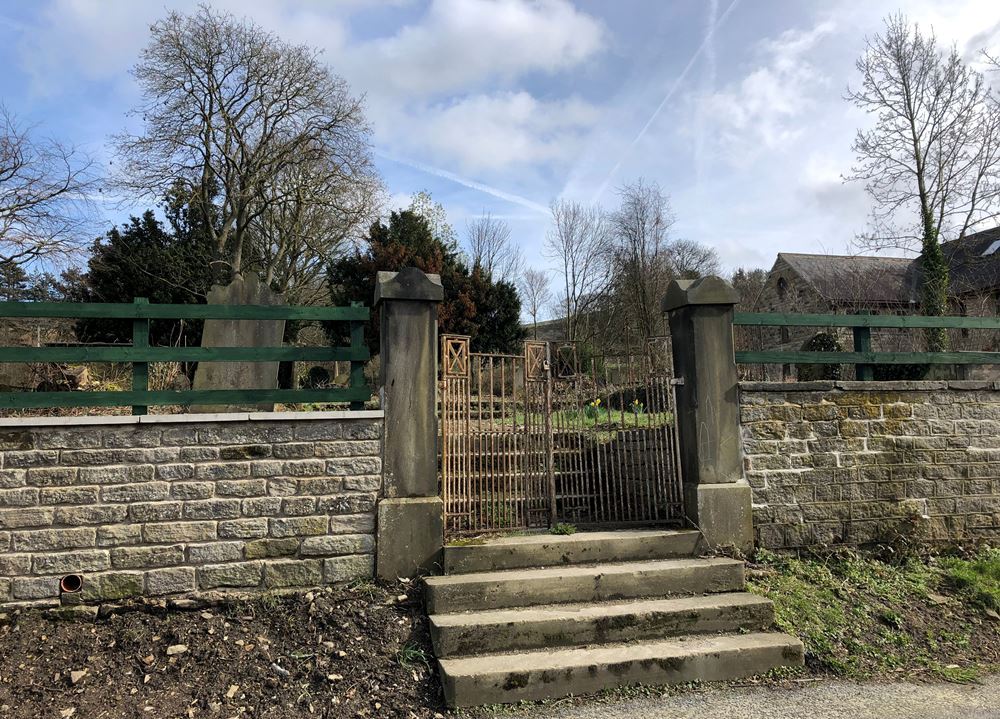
397,642 -> 430,670
550,523 -> 577,536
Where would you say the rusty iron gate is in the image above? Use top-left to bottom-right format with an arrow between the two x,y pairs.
439,335 -> 683,536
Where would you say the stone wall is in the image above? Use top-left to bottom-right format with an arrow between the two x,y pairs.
741,381 -> 1000,549
0,411 -> 382,608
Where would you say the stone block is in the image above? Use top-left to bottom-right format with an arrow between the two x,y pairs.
157,464 -> 195,480
142,521 -> 216,544
4,450 -> 58,468
170,481 -> 214,499
12,527 -> 97,552
219,444 -> 272,460
0,469 -> 26,488
301,534 -> 374,557
329,514 -> 375,535
0,554 -> 30,574
25,467 -> 78,487
272,442 -> 315,459
325,554 -> 375,583
376,497 -> 443,580
262,559 -> 322,588
215,517 -> 265,539
39,486 -> 98,505
683,483 -> 753,554
244,538 -> 300,559
325,457 -> 381,477
187,541 -> 245,564
281,497 -> 315,516
80,571 -> 144,601
55,505 -> 129,526
183,499 -> 241,520
80,465 -> 155,485
217,479 -> 266,497
146,567 -> 196,596
33,550 -> 110,575
241,497 -> 282,517
269,516 -> 328,538
102,428 -> 162,448
111,545 -> 185,569
313,440 -> 380,458
343,475 -> 382,492
12,576 -> 59,600
198,561 -> 262,589
195,462 -> 251,480
129,501 -> 183,523
97,524 -> 141,547
0,487 -> 38,506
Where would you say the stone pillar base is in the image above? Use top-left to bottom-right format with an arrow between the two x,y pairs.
685,482 -> 753,554
376,496 -> 443,580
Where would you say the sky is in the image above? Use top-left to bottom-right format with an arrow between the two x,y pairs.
3,0 -> 1000,282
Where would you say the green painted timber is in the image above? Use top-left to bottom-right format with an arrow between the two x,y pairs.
132,297 -> 149,416
0,299 -> 372,412
0,301 -> 369,321
734,312 -> 1000,329
736,351 -> 1000,365
0,386 -> 372,410
0,346 -> 369,363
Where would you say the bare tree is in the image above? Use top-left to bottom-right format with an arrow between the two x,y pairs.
847,13 -> 1000,349
467,212 -> 522,283
518,268 -> 551,338
667,238 -> 721,279
252,154 -> 383,305
113,4 -> 378,285
607,179 -> 676,338
0,107 -> 95,268
544,200 -> 612,343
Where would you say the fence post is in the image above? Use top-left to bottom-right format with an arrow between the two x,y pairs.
349,301 -> 366,410
374,267 -> 444,579
853,311 -> 873,381
663,277 -> 753,553
131,297 -> 149,416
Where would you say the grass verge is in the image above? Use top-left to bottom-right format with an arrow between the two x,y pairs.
747,547 -> 1000,681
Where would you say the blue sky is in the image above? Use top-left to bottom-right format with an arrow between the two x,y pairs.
3,0 -> 1000,281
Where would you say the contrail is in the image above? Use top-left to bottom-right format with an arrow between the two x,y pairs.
591,0 -> 741,202
378,151 -> 550,215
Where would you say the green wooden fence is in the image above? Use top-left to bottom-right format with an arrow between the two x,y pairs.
0,299 -> 371,413
733,312 -> 1000,380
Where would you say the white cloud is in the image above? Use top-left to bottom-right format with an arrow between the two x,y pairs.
342,0 -> 605,99
399,91 -> 600,174
698,20 -> 836,164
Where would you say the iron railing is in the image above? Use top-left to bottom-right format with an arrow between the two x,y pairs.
0,299 -> 370,413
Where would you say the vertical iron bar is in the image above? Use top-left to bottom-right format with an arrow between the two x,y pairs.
131,297 -> 149,416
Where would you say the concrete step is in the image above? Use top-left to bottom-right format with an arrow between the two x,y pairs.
430,592 -> 774,657
438,631 -> 805,707
424,557 -> 745,614
443,529 -> 702,574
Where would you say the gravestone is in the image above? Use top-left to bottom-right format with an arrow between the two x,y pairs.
191,273 -> 286,413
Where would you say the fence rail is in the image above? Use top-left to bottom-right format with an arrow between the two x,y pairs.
733,311 -> 1000,380
0,298 -> 371,413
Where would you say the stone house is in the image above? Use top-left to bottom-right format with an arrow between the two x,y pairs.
742,227 -> 1000,380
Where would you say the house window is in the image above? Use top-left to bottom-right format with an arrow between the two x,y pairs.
777,277 -> 788,301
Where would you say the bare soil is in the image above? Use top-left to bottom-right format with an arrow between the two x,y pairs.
0,580 -> 444,719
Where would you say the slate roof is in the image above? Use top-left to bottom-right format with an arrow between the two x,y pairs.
942,226 -> 1000,295
776,253 -> 919,306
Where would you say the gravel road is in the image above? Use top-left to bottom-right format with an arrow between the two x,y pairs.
530,677 -> 1000,719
